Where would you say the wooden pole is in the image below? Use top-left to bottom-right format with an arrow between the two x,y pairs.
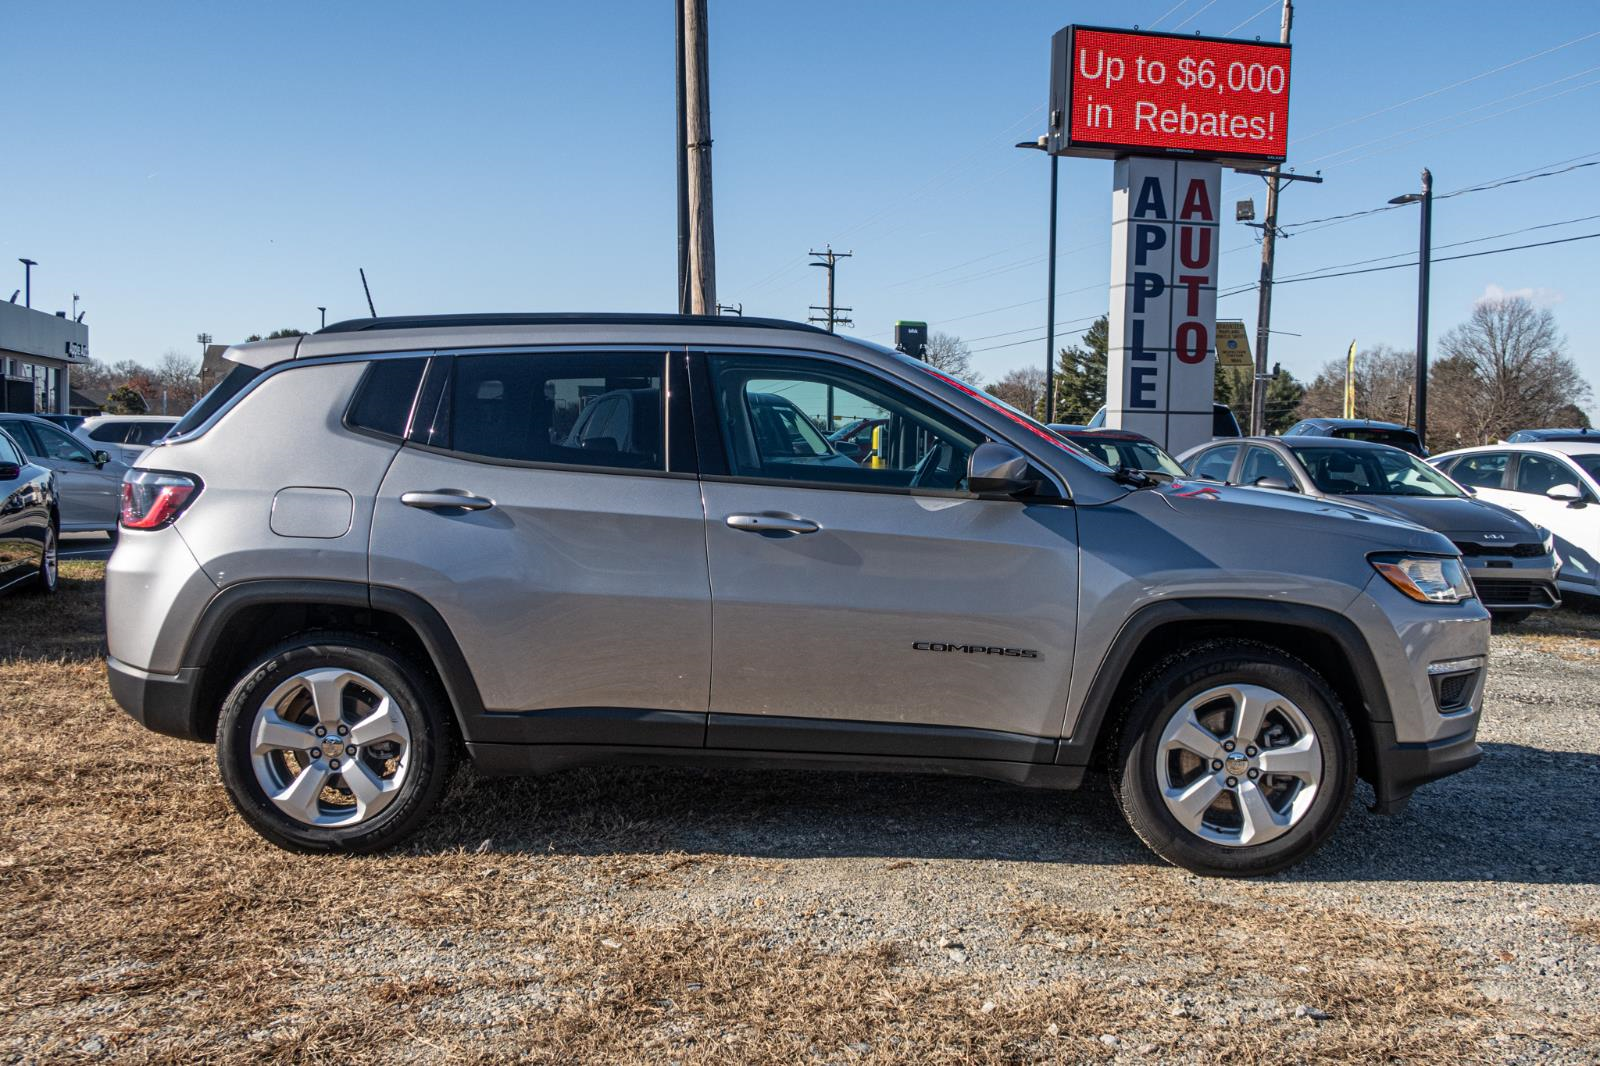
683,0 -> 716,314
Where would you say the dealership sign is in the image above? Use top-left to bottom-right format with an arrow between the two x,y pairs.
1048,26 -> 1291,165
1105,157 -> 1220,454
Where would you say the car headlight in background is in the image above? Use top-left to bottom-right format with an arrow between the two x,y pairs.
1370,553 -> 1476,605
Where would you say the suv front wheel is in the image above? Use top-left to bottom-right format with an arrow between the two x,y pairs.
1114,640 -> 1356,877
215,634 -> 455,852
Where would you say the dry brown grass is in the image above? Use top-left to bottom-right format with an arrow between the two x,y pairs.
0,565 -> 1594,1062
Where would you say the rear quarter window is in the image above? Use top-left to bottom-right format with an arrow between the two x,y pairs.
346,358 -> 429,440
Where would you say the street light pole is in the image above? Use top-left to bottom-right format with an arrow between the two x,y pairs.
318,306 -> 327,329
1389,168 -> 1433,447
18,259 -> 37,309
1016,136 -> 1057,424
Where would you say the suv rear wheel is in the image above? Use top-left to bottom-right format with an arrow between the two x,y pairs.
215,634 -> 454,852
1113,640 -> 1355,877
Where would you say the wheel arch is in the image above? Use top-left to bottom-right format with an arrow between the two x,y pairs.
1060,598 -> 1390,789
180,580 -> 486,742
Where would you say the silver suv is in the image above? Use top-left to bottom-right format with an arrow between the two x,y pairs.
106,314 -> 1489,876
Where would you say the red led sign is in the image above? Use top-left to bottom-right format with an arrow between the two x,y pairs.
1048,26 -> 1291,164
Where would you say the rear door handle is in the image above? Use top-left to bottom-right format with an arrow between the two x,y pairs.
725,513 -> 820,535
400,490 -> 494,512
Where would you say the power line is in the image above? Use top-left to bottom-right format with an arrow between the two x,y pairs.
1272,211 -> 1600,279
1146,0 -> 1195,30
1224,0 -> 1279,35
1218,230 -> 1600,297
1171,0 -> 1222,31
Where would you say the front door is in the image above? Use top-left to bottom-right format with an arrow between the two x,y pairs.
368,350 -> 712,745
695,351 -> 1079,755
6,420 -> 124,530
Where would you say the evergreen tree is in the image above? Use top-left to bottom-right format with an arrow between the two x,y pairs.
1052,315 -> 1108,424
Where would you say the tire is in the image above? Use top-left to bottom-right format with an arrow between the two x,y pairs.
215,633 -> 455,853
1112,640 -> 1356,877
1491,610 -> 1531,625
24,521 -> 58,596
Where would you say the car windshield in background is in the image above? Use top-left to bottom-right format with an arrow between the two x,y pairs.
1070,437 -> 1185,477
1571,454 -> 1600,483
1333,428 -> 1421,451
1291,445 -> 1462,497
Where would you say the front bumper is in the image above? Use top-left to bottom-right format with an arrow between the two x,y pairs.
1367,721 -> 1483,815
1463,554 -> 1560,611
107,656 -> 207,741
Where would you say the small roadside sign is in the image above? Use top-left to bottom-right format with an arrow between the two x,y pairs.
1216,320 -> 1253,367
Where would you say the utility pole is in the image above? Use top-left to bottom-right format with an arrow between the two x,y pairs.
1249,0 -> 1293,437
674,0 -> 689,313
318,306 -> 327,329
18,259 -> 36,309
807,247 -> 853,332
682,0 -> 716,314
196,332 -> 212,361
716,302 -> 742,316
1413,170 -> 1433,446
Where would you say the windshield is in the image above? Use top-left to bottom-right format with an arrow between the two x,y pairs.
1571,454 -> 1600,484
1290,445 -> 1463,497
1069,437 -> 1185,477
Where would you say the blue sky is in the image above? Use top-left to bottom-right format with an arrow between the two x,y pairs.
5,1 -> 1598,416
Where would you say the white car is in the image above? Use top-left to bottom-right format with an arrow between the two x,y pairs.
77,415 -> 180,466
1431,442 -> 1600,601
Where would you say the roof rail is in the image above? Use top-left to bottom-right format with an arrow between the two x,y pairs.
316,312 -> 831,335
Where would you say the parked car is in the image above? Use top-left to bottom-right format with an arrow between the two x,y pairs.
827,417 -> 888,463
1282,418 -> 1426,457
1178,436 -> 1560,621
1431,442 -> 1600,603
1048,426 -> 1187,478
78,415 -> 180,466
106,313 -> 1489,876
1504,427 -> 1598,443
1088,403 -> 1242,438
37,413 -> 88,434
0,426 -> 58,596
0,412 -> 128,535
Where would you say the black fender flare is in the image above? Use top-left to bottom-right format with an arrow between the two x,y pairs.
1055,597 -> 1392,768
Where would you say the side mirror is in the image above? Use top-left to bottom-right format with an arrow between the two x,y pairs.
0,462 -> 20,481
1252,476 -> 1295,492
967,442 -> 1037,496
93,450 -> 112,467
1547,483 -> 1585,506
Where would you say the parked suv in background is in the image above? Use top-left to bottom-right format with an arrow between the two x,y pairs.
106,314 -> 1489,876
1282,418 -> 1427,457
78,415 -> 180,466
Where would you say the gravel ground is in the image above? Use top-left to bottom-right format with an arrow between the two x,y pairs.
2,569 -> 1598,1063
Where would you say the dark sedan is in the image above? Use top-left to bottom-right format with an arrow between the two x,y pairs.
1177,436 -> 1559,621
0,426 -> 58,596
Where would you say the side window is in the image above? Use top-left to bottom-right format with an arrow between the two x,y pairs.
1451,452 -> 1510,490
347,358 -> 428,440
445,352 -> 664,471
1240,446 -> 1295,488
706,355 -> 981,491
0,430 -> 21,466
1513,453 -> 1578,496
1188,444 -> 1239,482
88,423 -> 130,443
31,423 -> 96,463
128,422 -> 173,445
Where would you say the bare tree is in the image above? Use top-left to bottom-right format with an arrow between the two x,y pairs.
923,332 -> 975,380
1300,344 -> 1416,426
153,351 -> 205,414
1433,296 -> 1591,446
986,366 -> 1045,416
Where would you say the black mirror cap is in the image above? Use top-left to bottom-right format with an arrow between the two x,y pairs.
967,441 -> 1038,496
93,450 -> 112,466
0,462 -> 20,481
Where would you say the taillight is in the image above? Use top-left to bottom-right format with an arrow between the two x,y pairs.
120,470 -> 201,530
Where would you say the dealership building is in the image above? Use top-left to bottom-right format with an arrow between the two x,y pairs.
0,299 -> 90,414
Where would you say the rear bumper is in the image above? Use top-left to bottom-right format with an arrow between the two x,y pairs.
106,656 -> 207,741
1368,720 -> 1482,815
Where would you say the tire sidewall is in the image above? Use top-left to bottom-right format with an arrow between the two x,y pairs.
215,637 -> 451,853
1118,645 -> 1355,877
27,522 -> 58,595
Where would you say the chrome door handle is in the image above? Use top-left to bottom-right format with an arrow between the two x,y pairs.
725,513 -> 820,535
400,490 -> 494,512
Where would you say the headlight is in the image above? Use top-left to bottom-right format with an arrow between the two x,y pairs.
1370,553 -> 1476,605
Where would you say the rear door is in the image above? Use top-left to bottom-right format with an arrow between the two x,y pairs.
694,350 -> 1078,756
368,349 -> 712,745
1509,452 -> 1598,587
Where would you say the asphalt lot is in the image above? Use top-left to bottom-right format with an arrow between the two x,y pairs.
1,564 -> 1597,1063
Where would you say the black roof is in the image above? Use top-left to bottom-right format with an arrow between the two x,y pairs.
317,312 -> 829,336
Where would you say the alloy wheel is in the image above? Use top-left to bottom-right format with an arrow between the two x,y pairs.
248,668 -> 412,827
1156,683 -> 1323,847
